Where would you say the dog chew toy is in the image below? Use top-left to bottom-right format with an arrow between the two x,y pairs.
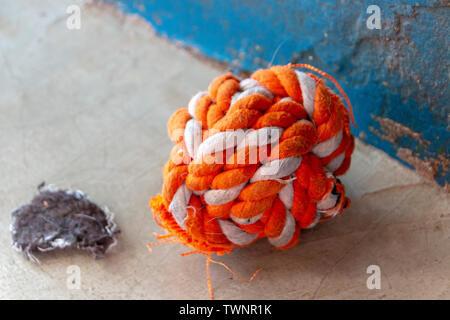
150,64 -> 356,298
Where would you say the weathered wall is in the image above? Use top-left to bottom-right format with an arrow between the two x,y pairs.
106,0 -> 449,187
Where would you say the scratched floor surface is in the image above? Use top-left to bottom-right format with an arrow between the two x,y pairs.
0,1 -> 448,299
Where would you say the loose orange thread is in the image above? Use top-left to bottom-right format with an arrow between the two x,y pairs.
206,254 -> 261,300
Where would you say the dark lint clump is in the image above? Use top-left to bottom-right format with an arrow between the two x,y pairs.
10,183 -> 119,262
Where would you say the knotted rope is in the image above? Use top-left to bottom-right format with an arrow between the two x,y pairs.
149,64 -> 355,297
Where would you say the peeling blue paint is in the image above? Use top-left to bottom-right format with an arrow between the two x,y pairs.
106,0 -> 449,186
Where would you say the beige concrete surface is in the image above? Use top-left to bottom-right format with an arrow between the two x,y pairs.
0,1 -> 449,299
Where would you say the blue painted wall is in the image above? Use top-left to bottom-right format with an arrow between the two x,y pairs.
107,0 -> 449,186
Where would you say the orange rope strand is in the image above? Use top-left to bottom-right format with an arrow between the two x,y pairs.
153,232 -> 175,240
181,250 -> 200,257
205,255 -> 261,300
208,256 -> 261,282
147,238 -> 179,253
206,255 -> 214,300
289,63 -> 357,127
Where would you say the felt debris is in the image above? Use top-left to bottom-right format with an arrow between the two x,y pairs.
10,183 -> 119,262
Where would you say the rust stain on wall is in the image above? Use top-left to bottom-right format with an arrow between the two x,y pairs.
371,116 -> 448,191
397,148 -> 450,192
370,116 -> 429,147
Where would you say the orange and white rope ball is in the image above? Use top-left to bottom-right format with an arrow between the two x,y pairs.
149,64 -> 356,298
